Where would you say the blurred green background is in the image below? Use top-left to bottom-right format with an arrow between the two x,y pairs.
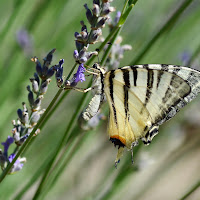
0,0 -> 200,199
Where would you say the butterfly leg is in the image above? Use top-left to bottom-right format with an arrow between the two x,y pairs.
141,125 -> 159,145
130,141 -> 139,164
115,147 -> 124,168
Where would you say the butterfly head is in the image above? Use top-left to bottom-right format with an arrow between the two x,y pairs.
92,63 -> 106,75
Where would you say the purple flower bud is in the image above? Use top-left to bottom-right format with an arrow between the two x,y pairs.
74,32 -> 83,41
89,29 -> 102,44
55,59 -> 64,84
81,31 -> 88,41
76,41 -> 84,52
180,51 -> 191,65
1,136 -> 14,158
73,50 -> 79,60
114,11 -> 121,25
101,3 -> 115,16
35,59 -> 42,77
30,112 -> 40,126
43,48 -> 56,68
34,73 -> 40,86
46,67 -> 55,79
33,96 -> 42,111
27,86 -> 34,106
40,79 -> 51,95
30,78 -> 39,93
17,109 -> 23,121
8,153 -> 26,174
74,32 -> 80,38
80,21 -> 87,32
79,56 -> 88,63
42,66 -> 49,79
79,48 -> 86,58
75,64 -> 86,83
96,17 -> 108,28
93,0 -> 100,6
84,4 -> 93,25
93,4 -> 100,17
16,29 -> 33,55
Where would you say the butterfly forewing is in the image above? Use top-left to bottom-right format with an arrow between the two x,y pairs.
103,64 -> 200,149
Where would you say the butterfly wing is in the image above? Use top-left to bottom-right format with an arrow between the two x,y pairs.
104,64 -> 200,151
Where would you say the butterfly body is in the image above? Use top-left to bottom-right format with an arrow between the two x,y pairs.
83,64 -> 200,165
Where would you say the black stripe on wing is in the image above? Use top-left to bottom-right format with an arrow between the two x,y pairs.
122,69 -> 130,121
130,66 -> 138,86
109,70 -> 118,127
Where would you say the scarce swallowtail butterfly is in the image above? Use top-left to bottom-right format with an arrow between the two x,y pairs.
82,63 -> 200,167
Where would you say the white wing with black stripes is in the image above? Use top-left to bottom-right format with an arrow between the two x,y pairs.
82,63 -> 200,165
103,64 -> 200,164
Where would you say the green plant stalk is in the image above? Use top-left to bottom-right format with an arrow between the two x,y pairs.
100,27 -> 120,66
0,61 -> 78,183
35,2 -> 136,198
0,0 -> 25,44
31,5 -> 137,196
82,1 -> 197,198
12,18 -> 127,198
14,154 -> 54,200
121,0 -> 131,15
118,3 -> 134,27
186,42 -> 200,66
13,91 -> 70,199
179,179 -> 200,200
0,88 -> 63,183
32,82 -> 92,199
131,0 -> 194,65
101,3 -> 135,66
9,0 -> 136,194
91,144 -> 141,200
40,132 -> 90,199
42,103 -> 108,197
87,2 -> 136,66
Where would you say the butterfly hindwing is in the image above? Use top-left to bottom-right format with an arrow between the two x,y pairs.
104,76 -> 152,149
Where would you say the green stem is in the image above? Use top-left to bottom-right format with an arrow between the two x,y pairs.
0,89 -> 63,183
40,132 -> 89,199
186,42 -> 200,66
179,180 -> 200,200
121,0 -> 130,15
130,0 -> 194,65
100,27 -> 120,66
32,80 -> 91,199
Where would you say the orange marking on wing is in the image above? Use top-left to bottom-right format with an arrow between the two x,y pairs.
110,135 -> 126,146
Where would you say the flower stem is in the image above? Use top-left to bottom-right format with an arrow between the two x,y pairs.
32,79 -> 92,199
0,88 -> 63,183
130,0 -> 194,65
179,180 -> 200,200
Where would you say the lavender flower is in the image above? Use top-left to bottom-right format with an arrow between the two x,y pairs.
16,29 -> 33,56
0,136 -> 26,173
0,49 -> 59,174
54,59 -> 64,87
1,136 -> 14,158
8,154 -> 26,174
75,64 -> 86,83
79,111 -> 106,131
180,51 -> 191,66
73,1 -> 115,64
64,64 -> 86,88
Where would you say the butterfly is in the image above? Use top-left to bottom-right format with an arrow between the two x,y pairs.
82,63 -> 200,167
